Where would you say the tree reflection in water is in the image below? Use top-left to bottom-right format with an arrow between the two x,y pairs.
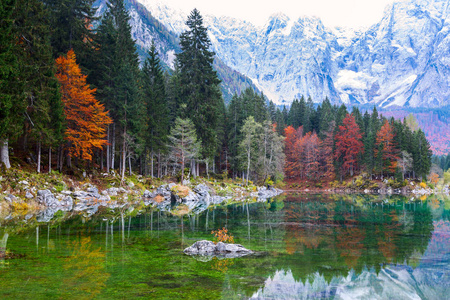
63,236 -> 110,299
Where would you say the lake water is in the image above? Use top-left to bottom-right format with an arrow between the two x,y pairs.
0,194 -> 449,299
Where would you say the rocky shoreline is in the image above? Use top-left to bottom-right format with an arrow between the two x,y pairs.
1,179 -> 284,221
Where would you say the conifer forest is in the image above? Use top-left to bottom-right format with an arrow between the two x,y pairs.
0,0 -> 435,184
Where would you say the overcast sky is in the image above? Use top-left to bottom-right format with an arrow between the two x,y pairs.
160,0 -> 397,28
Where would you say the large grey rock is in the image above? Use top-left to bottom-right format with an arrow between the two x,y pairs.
184,240 -> 252,258
60,196 -> 73,211
184,240 -> 217,255
36,207 -> 60,222
37,190 -> 60,207
257,186 -> 283,199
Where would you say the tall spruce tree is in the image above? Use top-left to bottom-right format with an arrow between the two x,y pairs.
14,0 -> 64,173
43,0 -> 96,70
93,0 -> 142,176
141,41 -> 169,177
176,9 -> 223,162
0,0 -> 22,168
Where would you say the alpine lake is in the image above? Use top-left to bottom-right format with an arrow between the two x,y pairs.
0,193 -> 449,299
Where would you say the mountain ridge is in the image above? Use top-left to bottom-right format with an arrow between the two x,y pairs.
135,0 -> 450,108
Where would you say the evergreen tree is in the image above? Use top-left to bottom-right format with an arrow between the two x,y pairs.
43,0 -> 96,70
318,97 -> 333,138
176,9 -> 223,161
238,116 -> 262,184
93,0 -> 142,175
13,0 -> 64,172
168,118 -> 201,183
141,41 -> 169,177
0,0 -> 22,168
412,129 -> 432,180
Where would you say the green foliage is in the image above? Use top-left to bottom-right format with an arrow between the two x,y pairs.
168,118 -> 201,182
444,171 -> 450,184
176,9 -> 223,159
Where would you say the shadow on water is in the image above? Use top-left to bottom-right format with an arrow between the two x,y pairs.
0,193 -> 448,299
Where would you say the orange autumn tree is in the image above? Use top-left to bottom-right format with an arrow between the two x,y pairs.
375,120 -> 399,175
55,49 -> 112,160
335,114 -> 364,178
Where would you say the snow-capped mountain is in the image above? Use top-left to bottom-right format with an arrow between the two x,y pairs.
133,0 -> 450,108
93,0 -> 260,103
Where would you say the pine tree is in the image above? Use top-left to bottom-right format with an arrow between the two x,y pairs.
177,9 -> 223,161
92,0 -> 142,176
13,0 -> 64,173
141,41 -> 169,177
43,0 -> 96,68
167,118 -> 201,183
0,0 -> 22,168
412,129 -> 432,180
238,116 -> 262,184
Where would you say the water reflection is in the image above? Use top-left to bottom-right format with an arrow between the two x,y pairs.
250,219 -> 450,300
0,194 -> 448,299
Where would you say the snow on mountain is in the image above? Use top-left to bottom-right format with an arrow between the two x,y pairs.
134,0 -> 450,108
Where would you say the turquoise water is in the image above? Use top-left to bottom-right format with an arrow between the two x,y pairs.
0,194 -> 449,299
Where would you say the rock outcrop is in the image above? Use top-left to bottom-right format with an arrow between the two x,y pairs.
184,240 -> 253,258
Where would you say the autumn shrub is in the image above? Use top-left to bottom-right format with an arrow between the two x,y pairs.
388,179 -> 404,189
444,171 -> 450,184
419,182 -> 427,189
12,202 -> 29,210
330,181 -> 340,188
264,177 -> 274,187
171,185 -> 190,197
211,227 -> 234,244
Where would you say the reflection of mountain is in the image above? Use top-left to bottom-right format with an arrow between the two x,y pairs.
250,220 -> 450,300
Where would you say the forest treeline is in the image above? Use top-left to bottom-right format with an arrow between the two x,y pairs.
0,0 -> 434,184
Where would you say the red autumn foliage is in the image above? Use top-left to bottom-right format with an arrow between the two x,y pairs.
334,114 -> 364,177
375,120 -> 399,174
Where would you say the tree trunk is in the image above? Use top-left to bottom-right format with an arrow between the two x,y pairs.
101,148 -> 104,171
0,139 -> 11,169
158,150 -> 161,178
128,155 -> 132,176
151,148 -> 154,178
106,125 -> 110,172
247,149 -> 251,185
112,123 -> 115,171
67,149 -> 71,168
121,140 -> 126,182
48,146 -> 52,173
206,160 -> 209,179
37,141 -> 41,173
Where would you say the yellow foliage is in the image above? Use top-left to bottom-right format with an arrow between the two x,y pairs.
12,202 -> 29,211
171,185 -> 190,198
211,227 -> 234,244
430,173 -> 439,185
419,182 -> 427,189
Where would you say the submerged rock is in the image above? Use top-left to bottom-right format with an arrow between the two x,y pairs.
184,240 -> 252,258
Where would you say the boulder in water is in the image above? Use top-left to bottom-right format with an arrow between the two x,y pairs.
184,240 -> 252,258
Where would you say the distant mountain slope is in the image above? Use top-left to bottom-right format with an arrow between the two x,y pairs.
381,108 -> 450,156
139,0 -> 450,108
93,0 -> 261,103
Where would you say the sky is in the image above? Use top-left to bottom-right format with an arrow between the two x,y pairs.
159,0 -> 397,28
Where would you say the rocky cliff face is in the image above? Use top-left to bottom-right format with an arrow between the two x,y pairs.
134,0 -> 450,108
